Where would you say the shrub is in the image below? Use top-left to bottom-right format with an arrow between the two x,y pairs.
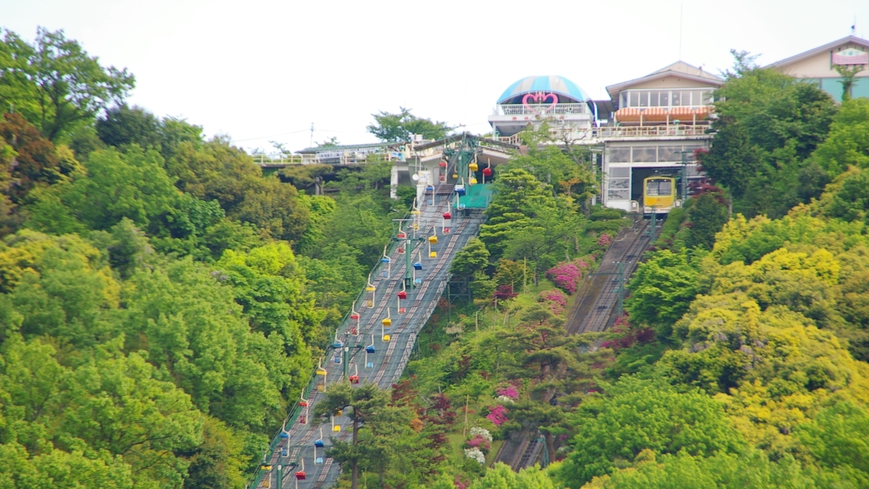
538,289 -> 568,315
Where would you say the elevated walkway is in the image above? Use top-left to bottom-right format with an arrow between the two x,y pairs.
252,189 -> 484,489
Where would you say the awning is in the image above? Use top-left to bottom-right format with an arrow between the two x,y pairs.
614,108 -> 641,122
642,107 -> 669,121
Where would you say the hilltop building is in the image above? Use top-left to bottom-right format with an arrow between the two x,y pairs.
769,35 -> 869,101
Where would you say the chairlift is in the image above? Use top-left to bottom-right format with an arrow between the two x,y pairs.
316,358 -> 327,376
314,428 -> 324,448
438,160 -> 448,168
469,161 -> 479,171
295,459 -> 306,480
366,334 -> 375,354
349,363 -> 359,384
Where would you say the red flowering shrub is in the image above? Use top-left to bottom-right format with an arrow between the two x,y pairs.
597,233 -> 613,247
538,289 -> 568,315
486,405 -> 508,426
546,263 -> 582,294
496,386 -> 519,400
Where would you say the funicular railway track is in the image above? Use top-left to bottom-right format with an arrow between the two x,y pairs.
254,190 -> 483,489
499,216 -> 657,471
569,218 -> 650,334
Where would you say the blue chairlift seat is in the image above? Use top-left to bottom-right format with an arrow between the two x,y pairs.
314,439 -> 324,448
315,457 -> 324,465
413,262 -> 422,270
365,361 -> 374,369
365,345 -> 375,353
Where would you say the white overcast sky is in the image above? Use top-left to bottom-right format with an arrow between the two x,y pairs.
2,0 -> 868,153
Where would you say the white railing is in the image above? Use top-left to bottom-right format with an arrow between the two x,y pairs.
250,154 -> 312,165
594,125 -> 710,138
497,103 -> 589,116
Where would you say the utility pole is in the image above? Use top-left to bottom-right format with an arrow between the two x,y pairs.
677,150 -> 692,202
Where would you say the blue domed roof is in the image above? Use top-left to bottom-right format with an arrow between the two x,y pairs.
498,75 -> 590,104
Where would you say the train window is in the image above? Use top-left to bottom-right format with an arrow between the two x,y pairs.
646,179 -> 672,196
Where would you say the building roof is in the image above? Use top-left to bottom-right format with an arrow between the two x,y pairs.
767,35 -> 869,68
606,61 -> 724,99
296,141 -> 401,154
497,75 -> 590,104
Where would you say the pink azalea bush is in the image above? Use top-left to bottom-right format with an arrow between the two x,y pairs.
546,259 -> 592,295
486,405 -> 508,426
538,289 -> 568,315
496,386 -> 519,400
466,434 -> 492,453
597,233 -> 613,247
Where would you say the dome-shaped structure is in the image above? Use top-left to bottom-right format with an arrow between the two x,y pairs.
498,75 -> 590,104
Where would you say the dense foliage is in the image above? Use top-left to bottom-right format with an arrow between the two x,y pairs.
4,26 -> 869,489
0,27 -> 400,489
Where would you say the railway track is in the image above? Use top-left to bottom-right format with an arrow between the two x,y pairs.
567,218 -> 650,335
500,216 -> 658,471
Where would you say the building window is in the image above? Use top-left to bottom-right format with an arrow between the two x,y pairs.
610,147 -> 631,163
632,146 -> 657,163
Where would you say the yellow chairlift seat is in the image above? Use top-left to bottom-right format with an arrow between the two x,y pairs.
382,317 -> 392,327
383,334 -> 391,342
332,425 -> 341,433
430,251 -> 437,259
428,236 -> 438,244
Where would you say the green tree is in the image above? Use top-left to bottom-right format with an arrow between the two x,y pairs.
698,52 -> 837,216
796,400 -> 869,477
64,146 -> 182,233
451,238 -> 490,280
468,463 -> 556,489
367,107 -> 452,142
314,382 -> 389,489
0,27 -> 135,141
96,104 -> 162,149
811,98 -> 869,176
557,376 -> 744,487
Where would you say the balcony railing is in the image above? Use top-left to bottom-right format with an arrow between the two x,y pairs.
497,103 -> 589,116
594,125 -> 710,138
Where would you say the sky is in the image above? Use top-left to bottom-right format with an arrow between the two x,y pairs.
2,0 -> 868,154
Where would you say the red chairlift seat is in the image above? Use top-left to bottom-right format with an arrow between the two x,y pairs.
398,291 -> 408,300
349,375 -> 360,384
295,471 -> 306,480
299,400 -> 308,407
482,167 -> 493,177
443,212 -> 452,219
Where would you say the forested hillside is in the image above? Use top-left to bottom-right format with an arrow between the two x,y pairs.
3,27 -> 869,489
0,28 -> 400,488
